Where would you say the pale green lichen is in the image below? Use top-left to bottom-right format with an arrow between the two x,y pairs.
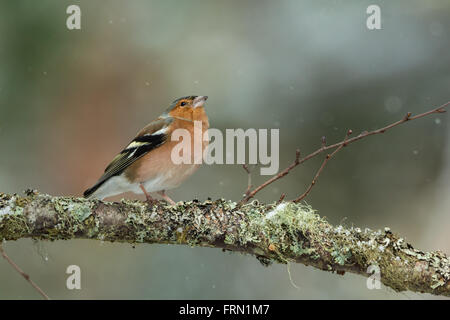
331,246 -> 352,265
0,195 -> 25,218
223,201 -> 325,265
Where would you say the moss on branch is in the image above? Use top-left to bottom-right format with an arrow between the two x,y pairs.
0,191 -> 449,297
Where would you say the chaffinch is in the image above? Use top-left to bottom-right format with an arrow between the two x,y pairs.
83,95 -> 209,204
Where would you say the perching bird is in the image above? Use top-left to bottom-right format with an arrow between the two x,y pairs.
83,95 -> 209,204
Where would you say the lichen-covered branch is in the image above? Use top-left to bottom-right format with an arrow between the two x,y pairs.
0,191 -> 449,297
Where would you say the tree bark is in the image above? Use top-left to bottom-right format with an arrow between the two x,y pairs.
0,191 -> 449,297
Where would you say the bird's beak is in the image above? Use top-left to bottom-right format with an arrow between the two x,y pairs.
193,96 -> 208,108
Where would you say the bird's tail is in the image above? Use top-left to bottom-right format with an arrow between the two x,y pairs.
83,181 -> 104,198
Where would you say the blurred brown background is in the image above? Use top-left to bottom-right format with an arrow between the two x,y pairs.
0,0 -> 449,299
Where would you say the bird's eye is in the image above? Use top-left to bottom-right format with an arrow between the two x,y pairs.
180,101 -> 187,106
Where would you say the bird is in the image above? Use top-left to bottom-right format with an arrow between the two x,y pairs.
83,95 -> 209,205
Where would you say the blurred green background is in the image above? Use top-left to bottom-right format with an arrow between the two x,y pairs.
0,0 -> 449,299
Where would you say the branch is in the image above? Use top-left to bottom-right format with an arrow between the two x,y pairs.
241,101 -> 450,203
1,192 -> 449,297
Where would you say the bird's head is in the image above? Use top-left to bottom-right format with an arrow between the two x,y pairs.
166,95 -> 208,120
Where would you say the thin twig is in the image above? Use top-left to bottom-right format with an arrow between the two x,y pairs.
239,149 -> 300,205
293,130 -> 352,203
0,244 -> 50,300
277,193 -> 286,205
240,101 -> 449,203
242,164 -> 252,197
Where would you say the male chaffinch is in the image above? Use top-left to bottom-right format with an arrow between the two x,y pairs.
83,95 -> 209,204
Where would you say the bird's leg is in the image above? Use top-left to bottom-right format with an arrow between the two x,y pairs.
157,190 -> 176,205
139,183 -> 157,205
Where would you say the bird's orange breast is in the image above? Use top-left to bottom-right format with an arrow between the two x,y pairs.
125,108 -> 209,189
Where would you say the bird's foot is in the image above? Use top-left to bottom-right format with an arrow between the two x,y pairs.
158,190 -> 176,205
140,183 -> 158,206
144,195 -> 158,206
